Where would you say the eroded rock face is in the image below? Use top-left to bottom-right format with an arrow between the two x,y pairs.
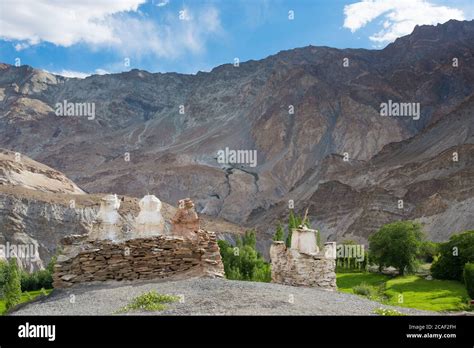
0,190 -> 97,271
0,149 -> 84,194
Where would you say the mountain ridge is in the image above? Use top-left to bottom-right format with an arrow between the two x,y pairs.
0,19 -> 473,253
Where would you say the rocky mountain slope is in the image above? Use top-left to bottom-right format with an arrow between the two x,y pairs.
0,20 -> 473,250
0,149 -> 84,194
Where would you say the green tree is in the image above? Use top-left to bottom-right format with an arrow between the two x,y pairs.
286,210 -> 297,247
463,263 -> 474,299
316,230 -> 322,251
369,221 -> 424,275
241,229 -> 257,248
273,222 -> 284,241
20,255 -> 56,292
4,258 -> 22,310
431,230 -> 474,281
0,260 -> 8,298
285,210 -> 309,247
419,241 -> 440,263
218,231 -> 271,282
47,255 -> 57,274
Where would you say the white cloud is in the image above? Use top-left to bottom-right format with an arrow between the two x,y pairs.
0,0 -> 146,46
109,6 -> 222,58
14,42 -> 30,51
94,69 -> 110,75
50,70 -> 90,79
343,0 -> 465,43
156,0 -> 170,7
51,69 -> 110,79
0,0 -> 222,58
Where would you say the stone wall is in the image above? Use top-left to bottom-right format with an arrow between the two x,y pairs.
270,241 -> 337,290
53,229 -> 224,288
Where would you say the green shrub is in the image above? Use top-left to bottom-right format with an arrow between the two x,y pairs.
419,241 -> 440,263
21,269 -> 53,292
116,291 -> 179,313
286,210 -> 296,247
352,282 -> 373,297
4,258 -> 22,310
431,230 -> 474,281
463,263 -> 474,299
218,230 -> 271,282
273,222 -> 284,241
0,260 -> 8,298
46,255 -> 57,274
369,221 -> 424,275
19,256 -> 55,292
285,210 -> 310,247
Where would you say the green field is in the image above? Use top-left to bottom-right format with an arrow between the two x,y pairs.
337,272 -> 389,293
384,275 -> 469,311
337,272 -> 470,312
0,289 -> 53,315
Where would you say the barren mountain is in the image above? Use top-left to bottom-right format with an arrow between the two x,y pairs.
0,20 -> 473,252
0,149 -> 83,194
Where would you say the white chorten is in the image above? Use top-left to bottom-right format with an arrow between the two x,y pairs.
98,194 -> 121,224
89,194 -> 122,241
290,226 -> 319,255
135,194 -> 165,237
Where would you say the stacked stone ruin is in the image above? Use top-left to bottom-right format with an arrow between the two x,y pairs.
53,195 -> 224,288
270,226 -> 337,290
53,193 -> 337,290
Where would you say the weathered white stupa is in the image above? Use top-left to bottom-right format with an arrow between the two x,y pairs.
290,225 -> 319,255
135,194 -> 165,237
90,194 -> 122,241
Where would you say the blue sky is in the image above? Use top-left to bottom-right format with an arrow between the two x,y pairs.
0,0 -> 473,77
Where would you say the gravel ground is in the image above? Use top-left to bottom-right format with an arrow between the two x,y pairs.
11,277 -> 434,316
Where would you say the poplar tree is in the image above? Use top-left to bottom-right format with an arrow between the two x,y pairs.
4,258 -> 22,310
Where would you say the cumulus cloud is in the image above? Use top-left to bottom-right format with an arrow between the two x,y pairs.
0,0 -> 145,46
343,0 -> 465,43
0,0 -> 222,58
108,6 -> 222,58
